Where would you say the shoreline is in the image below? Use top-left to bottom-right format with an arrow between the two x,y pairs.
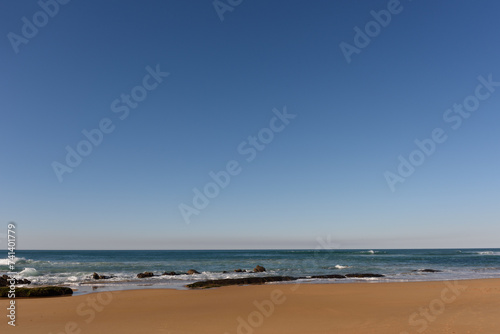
2,278 -> 499,333
74,274 -> 500,290
8,248 -> 500,290
6,276 -> 500,296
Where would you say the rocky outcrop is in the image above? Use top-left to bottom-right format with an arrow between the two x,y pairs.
187,276 -> 296,289
137,272 -> 154,278
413,269 -> 442,273
310,274 -> 346,279
253,265 -> 266,272
162,271 -> 178,276
187,269 -> 200,275
0,286 -> 72,297
0,275 -> 31,287
186,271 -> 386,289
345,273 -> 385,278
234,269 -> 245,273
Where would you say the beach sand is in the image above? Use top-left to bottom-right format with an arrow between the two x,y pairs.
1,278 -> 499,334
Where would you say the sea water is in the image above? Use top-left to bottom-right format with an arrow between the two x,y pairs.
1,249 -> 499,294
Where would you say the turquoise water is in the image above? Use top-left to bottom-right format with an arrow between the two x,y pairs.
1,249 -> 499,293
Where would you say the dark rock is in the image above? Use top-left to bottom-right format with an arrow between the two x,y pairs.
234,269 -> 245,273
186,272 -> 387,289
253,265 -> 266,273
345,273 -> 385,278
0,275 -> 31,287
137,272 -> 154,278
162,271 -> 178,276
187,269 -> 200,275
0,275 -> 10,287
222,271 -> 228,273
92,272 -> 112,280
310,274 -> 346,279
0,286 -> 72,298
187,276 -> 296,289
13,278 -> 31,285
413,269 -> 442,273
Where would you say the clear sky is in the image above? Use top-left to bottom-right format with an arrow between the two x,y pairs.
1,0 -> 499,250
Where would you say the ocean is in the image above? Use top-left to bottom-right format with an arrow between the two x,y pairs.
2,249 -> 500,295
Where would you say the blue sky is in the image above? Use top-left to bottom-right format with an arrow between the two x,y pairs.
1,0 -> 499,249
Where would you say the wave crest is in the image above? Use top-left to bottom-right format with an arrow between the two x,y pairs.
0,257 -> 26,266
476,251 -> 500,256
334,265 -> 350,269
19,267 -> 40,277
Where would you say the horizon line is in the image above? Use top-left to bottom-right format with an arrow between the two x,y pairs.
12,247 -> 499,251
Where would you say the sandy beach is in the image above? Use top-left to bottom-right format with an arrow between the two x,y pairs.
1,278 -> 499,334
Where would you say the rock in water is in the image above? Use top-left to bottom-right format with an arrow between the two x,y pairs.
0,275 -> 10,287
414,269 -> 442,273
187,276 -> 295,289
253,265 -> 266,272
310,274 -> 346,279
92,272 -> 112,279
345,273 -> 385,278
0,275 -> 31,287
187,269 -> 200,275
137,272 -> 154,278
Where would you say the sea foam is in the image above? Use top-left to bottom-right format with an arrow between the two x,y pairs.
0,256 -> 26,266
334,265 -> 350,269
19,267 -> 39,277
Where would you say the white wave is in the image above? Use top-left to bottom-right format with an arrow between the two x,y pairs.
334,265 -> 349,269
144,270 -> 273,282
28,272 -> 101,286
347,276 -> 383,281
476,251 -> 500,255
19,267 -> 39,277
0,257 -> 26,266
